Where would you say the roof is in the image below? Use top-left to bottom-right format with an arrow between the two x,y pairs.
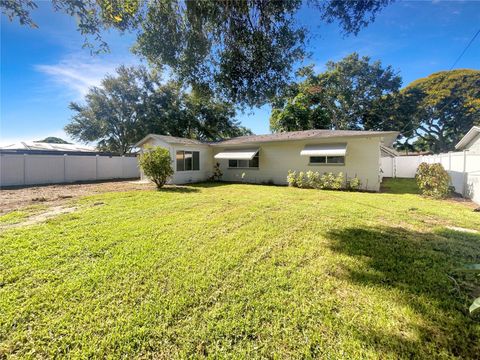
135,130 -> 399,148
455,126 -> 480,150
0,141 -> 95,152
212,130 -> 399,146
134,134 -> 206,148
380,145 -> 399,157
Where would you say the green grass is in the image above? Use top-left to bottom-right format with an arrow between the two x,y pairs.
381,177 -> 421,194
0,205 -> 48,225
1,181 -> 479,359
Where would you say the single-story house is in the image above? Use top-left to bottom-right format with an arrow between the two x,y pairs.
134,129 -> 399,191
455,126 -> 480,153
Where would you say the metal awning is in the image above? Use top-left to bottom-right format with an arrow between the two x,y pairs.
300,143 -> 347,156
214,148 -> 259,160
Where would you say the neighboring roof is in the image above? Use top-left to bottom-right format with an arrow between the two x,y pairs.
455,126 -> 480,150
0,141 -> 95,152
134,134 -> 205,148
212,130 -> 399,147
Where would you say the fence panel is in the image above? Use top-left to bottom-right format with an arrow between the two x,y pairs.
25,155 -> 64,185
0,155 -> 25,186
65,156 -> 97,182
381,151 -> 480,204
0,154 -> 139,187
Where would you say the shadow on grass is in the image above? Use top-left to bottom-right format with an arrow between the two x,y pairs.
380,178 -> 420,194
158,186 -> 200,193
326,225 -> 480,358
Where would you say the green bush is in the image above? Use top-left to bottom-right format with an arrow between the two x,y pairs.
415,162 -> 451,198
287,170 -> 347,190
287,170 -> 297,187
347,176 -> 361,190
138,146 -> 174,188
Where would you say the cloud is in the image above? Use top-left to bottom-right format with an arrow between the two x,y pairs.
35,53 -> 139,99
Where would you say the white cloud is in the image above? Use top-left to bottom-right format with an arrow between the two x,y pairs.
35,53 -> 140,99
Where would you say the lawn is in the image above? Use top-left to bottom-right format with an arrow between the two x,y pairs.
1,180 -> 479,359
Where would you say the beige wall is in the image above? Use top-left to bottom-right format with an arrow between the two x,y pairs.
212,136 -> 382,191
141,138 -> 213,184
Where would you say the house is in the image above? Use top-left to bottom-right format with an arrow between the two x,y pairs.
455,126 -> 480,153
134,130 -> 399,191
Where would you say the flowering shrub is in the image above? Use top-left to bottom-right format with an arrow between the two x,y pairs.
416,162 -> 451,198
347,176 -> 361,190
287,170 -> 348,190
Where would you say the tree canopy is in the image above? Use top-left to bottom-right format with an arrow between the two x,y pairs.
270,53 -> 402,132
399,69 -> 480,153
1,0 -> 392,106
65,65 -> 249,154
34,137 -> 71,144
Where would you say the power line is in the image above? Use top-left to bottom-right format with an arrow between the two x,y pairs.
449,27 -> 480,70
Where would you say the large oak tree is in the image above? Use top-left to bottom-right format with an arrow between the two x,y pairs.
1,0 -> 393,106
399,69 -> 480,153
270,53 -> 402,132
65,65 -> 249,154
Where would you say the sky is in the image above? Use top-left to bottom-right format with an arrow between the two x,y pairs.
1,1 -> 479,146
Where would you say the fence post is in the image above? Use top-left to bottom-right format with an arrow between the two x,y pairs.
122,155 -> 125,178
95,155 -> 99,180
64,154 -> 67,183
23,154 -> 27,185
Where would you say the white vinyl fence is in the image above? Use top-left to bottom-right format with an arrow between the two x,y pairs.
381,151 -> 480,204
0,154 -> 139,187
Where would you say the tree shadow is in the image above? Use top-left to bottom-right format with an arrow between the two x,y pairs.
380,178 -> 420,194
326,225 -> 480,358
159,186 -> 200,193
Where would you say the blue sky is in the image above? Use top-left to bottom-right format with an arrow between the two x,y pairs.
1,1 -> 479,145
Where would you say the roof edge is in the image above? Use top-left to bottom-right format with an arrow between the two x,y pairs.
455,126 -> 480,150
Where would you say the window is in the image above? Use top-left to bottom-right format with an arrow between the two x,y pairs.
228,152 -> 259,168
176,150 -> 200,171
309,155 -> 345,165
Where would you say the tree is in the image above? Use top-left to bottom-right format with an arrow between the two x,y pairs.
1,0 -> 392,106
270,53 -> 402,132
66,65 -> 156,154
34,137 -> 71,144
138,146 -> 173,189
65,65 -> 250,153
399,69 -> 480,153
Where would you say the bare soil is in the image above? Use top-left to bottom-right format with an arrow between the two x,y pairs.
0,180 -> 155,214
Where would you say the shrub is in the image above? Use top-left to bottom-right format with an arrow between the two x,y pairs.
287,171 -> 350,191
138,146 -> 174,189
296,171 -> 306,188
347,176 -> 361,191
305,170 -> 320,189
210,162 -> 223,181
415,162 -> 451,198
287,170 -> 297,187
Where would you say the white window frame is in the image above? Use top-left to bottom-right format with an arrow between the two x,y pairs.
228,152 -> 259,169
309,155 -> 345,166
176,150 -> 200,171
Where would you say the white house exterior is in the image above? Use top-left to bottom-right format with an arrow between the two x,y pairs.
135,130 -> 398,191
455,126 -> 480,153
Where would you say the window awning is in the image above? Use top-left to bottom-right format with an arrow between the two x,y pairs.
214,148 -> 259,160
300,143 -> 347,157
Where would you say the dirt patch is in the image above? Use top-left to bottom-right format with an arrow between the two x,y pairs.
0,206 -> 78,229
0,180 -> 155,214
